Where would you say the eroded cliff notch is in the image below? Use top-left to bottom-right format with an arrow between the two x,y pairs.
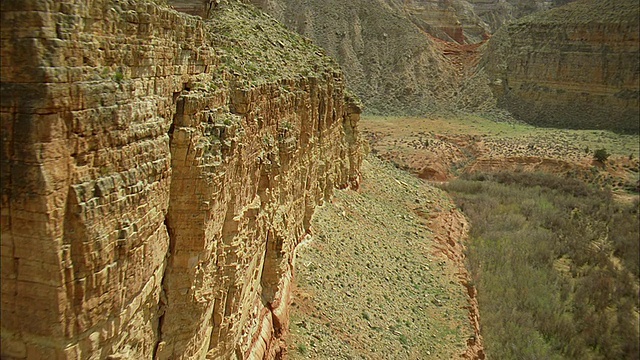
0,1 -> 361,359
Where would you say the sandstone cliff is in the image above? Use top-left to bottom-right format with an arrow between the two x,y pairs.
481,0 -> 640,132
0,1 -> 361,359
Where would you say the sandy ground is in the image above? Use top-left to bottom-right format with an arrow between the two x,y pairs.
361,116 -> 640,195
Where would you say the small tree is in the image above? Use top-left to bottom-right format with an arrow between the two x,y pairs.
593,148 -> 610,163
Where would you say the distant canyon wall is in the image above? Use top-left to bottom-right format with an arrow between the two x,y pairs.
482,0 -> 640,132
0,1 -> 361,359
249,0 -> 483,116
248,0 -> 584,118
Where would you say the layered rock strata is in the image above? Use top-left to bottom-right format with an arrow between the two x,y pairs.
387,0 -> 491,44
0,1 -> 361,359
249,0 -> 465,116
467,0 -> 556,32
482,0 -> 640,132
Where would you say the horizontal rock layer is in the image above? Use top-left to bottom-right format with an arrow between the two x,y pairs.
0,1 -> 361,359
482,0 -> 639,132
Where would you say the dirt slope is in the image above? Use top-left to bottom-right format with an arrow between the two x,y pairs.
286,156 -> 483,359
362,115 -> 640,194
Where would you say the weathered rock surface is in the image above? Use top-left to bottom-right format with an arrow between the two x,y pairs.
248,0 -> 576,118
395,0 -> 574,42
467,0 -> 558,32
0,1 -> 360,359
250,0 -> 468,116
387,0 -> 491,44
481,0 -> 640,132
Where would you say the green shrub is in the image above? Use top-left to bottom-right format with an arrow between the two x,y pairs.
593,148 -> 610,163
444,172 -> 639,360
113,68 -> 124,83
398,334 -> 409,346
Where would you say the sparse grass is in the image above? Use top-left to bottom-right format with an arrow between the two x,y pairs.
287,156 -> 475,359
363,114 -> 640,156
207,1 -> 341,89
443,172 -> 640,360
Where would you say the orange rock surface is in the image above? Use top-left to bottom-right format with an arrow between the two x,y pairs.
0,1 -> 360,359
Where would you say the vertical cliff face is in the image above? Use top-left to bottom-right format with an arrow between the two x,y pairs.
0,1 -> 361,359
481,0 -> 640,132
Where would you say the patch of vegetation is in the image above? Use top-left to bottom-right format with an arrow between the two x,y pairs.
593,148 -> 610,163
296,343 -> 308,355
113,67 -> 124,83
443,172 -> 639,359
207,1 -> 342,90
361,311 -> 370,321
399,334 -> 409,346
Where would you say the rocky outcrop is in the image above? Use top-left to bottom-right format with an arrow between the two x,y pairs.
388,0 -> 491,44
0,1 -> 361,359
481,0 -> 640,133
395,0 -> 573,43
467,0 -> 556,32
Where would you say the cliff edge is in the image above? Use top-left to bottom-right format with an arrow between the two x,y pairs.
0,1 -> 361,359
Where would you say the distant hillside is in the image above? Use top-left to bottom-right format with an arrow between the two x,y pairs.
481,0 -> 640,132
249,0 -> 500,116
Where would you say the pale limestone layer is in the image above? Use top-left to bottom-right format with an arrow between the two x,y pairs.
0,1 -> 361,359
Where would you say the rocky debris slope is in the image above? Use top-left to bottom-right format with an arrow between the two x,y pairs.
250,0 -> 479,116
0,1 -> 360,359
481,0 -> 640,133
288,156 -> 483,359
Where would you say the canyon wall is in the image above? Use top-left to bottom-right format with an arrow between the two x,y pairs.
248,0 -> 571,117
386,0 -> 491,44
467,0 -> 556,32
0,1 -> 361,359
249,0 -> 483,115
482,0 -> 640,132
